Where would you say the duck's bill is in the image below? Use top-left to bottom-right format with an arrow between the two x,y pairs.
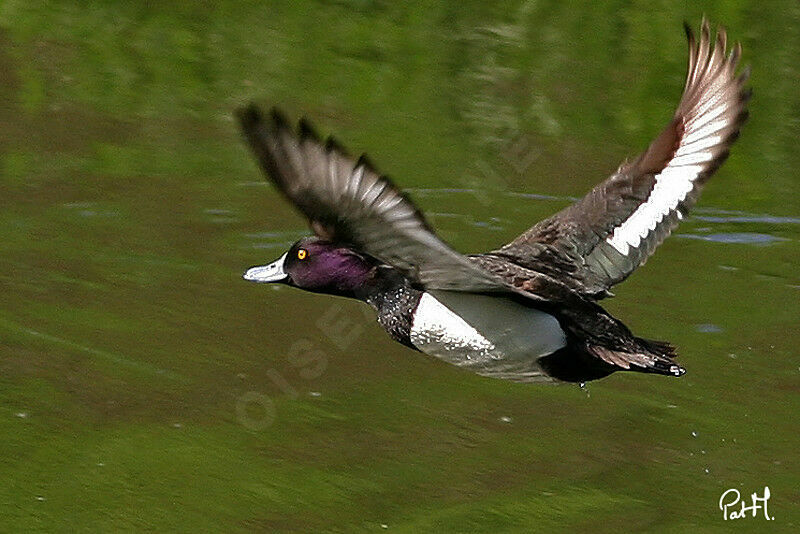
243,253 -> 288,283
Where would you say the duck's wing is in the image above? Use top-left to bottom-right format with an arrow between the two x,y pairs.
237,105 -> 508,292
492,20 -> 751,297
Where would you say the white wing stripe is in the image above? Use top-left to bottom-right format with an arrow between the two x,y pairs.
670,151 -> 715,166
686,104 -> 731,129
606,163 -> 702,255
577,22 -> 747,277
681,125 -> 726,146
676,134 -> 722,154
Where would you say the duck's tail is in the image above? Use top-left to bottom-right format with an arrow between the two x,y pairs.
587,338 -> 685,377
529,283 -> 687,380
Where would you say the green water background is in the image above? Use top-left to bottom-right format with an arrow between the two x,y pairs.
0,1 -> 798,531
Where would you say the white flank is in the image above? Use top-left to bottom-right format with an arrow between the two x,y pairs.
410,293 -> 496,359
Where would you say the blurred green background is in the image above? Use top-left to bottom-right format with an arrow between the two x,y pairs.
1,0 -> 798,532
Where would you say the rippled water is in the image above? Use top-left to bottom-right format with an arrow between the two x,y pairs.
1,2 -> 799,531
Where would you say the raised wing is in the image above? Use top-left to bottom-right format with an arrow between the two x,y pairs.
237,105 -> 507,291
493,19 -> 751,296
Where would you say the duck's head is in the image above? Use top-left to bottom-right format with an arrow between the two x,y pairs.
243,236 -> 376,297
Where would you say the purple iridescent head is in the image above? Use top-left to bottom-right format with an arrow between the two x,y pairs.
243,236 -> 376,297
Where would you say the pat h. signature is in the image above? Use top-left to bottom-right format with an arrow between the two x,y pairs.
719,486 -> 774,520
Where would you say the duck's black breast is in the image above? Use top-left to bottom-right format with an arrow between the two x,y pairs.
361,270 -> 423,349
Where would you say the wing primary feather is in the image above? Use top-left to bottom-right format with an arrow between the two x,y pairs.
237,104 -> 512,292
491,19 -> 750,296
298,117 -> 321,142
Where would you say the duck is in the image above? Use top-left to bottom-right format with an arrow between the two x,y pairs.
238,20 -> 750,383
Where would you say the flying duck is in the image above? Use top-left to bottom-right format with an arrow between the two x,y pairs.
238,20 -> 750,383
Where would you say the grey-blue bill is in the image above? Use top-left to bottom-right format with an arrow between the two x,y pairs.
243,253 -> 288,283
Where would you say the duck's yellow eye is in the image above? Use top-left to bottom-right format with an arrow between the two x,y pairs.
297,249 -> 307,260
